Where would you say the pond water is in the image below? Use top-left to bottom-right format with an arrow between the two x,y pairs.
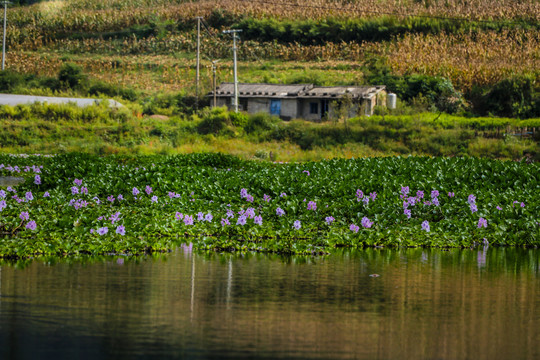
0,246 -> 539,359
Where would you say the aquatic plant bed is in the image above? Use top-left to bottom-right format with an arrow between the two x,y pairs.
0,153 -> 538,258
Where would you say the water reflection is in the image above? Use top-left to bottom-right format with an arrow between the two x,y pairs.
0,247 -> 539,359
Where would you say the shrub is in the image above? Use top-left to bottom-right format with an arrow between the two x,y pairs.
58,63 -> 87,90
197,107 -> 231,135
0,70 -> 28,91
474,76 -> 540,119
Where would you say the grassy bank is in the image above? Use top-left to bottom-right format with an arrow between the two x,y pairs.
0,153 -> 538,258
0,104 -> 538,161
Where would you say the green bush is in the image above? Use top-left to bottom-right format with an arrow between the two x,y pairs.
363,57 -> 464,113
234,16 -> 538,45
472,76 -> 540,119
197,107 -> 231,135
58,63 -> 87,90
89,81 -> 138,101
0,70 -> 25,91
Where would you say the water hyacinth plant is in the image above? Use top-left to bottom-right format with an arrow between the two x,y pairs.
0,153 -> 538,258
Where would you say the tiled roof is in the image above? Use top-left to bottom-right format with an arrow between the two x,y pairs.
211,83 -> 385,99
214,83 -> 312,98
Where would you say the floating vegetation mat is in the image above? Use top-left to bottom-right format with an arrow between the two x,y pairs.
0,153 -> 538,258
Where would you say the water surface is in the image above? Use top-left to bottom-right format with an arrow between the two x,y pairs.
0,247 -> 539,359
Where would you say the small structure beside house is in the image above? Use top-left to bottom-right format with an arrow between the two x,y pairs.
210,83 -> 387,120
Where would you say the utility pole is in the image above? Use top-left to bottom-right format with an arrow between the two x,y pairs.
1,1 -> 10,71
211,60 -> 219,108
223,29 -> 242,113
195,16 -> 202,108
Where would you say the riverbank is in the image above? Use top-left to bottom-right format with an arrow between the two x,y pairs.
1,104 -> 538,161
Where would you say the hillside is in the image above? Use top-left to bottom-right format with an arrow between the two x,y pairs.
1,0 -> 538,118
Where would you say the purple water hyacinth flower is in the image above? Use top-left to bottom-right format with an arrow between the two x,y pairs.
183,215 -> 194,225
254,215 -> 263,225
90,229 -> 95,234
110,212 -> 121,224
0,200 -> 6,211
404,209 -> 411,219
362,197 -> 370,205
237,215 -> 247,226
107,195 -> 115,203
350,224 -> 360,233
43,191 -> 50,197
245,208 -> 256,219
370,192 -> 377,201
151,195 -> 158,203
81,187 -> 88,195
421,220 -> 430,232
205,213 -> 213,222
356,189 -> 364,199
168,191 -> 176,199
432,197 -> 440,206
74,179 -> 83,186
401,186 -> 409,196
408,197 -> 417,206
92,196 -> 100,204
263,194 -> 271,202
246,194 -> 254,203
25,191 -> 33,201
0,190 -> 5,198
325,216 -> 335,225
145,185 -> 153,195
175,212 -> 184,221
197,212 -> 204,221
403,200 -> 409,209
470,203 -> 478,213
34,175 -> 41,185
307,201 -> 317,211
7,186 -> 15,193
71,186 -> 79,195
20,211 -> 29,221
520,202 -> 525,208
117,194 -> 124,201
132,187 -> 140,196
431,190 -> 439,199
97,227 -> 109,236
116,225 -> 126,236
226,209 -> 234,218
416,190 -> 424,199
361,217 -> 373,228
221,218 -> 230,226
448,192 -> 455,198
280,192 -> 287,198
276,207 -> 285,217
303,170 -> 310,176
478,218 -> 488,228
240,188 -> 248,198
293,220 -> 301,230
496,205 -> 502,211
468,194 -> 476,205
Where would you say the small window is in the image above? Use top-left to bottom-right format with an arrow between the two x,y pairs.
310,102 -> 318,114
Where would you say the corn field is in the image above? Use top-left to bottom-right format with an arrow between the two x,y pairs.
3,0 -> 539,97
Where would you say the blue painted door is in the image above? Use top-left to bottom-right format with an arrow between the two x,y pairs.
270,99 -> 281,116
